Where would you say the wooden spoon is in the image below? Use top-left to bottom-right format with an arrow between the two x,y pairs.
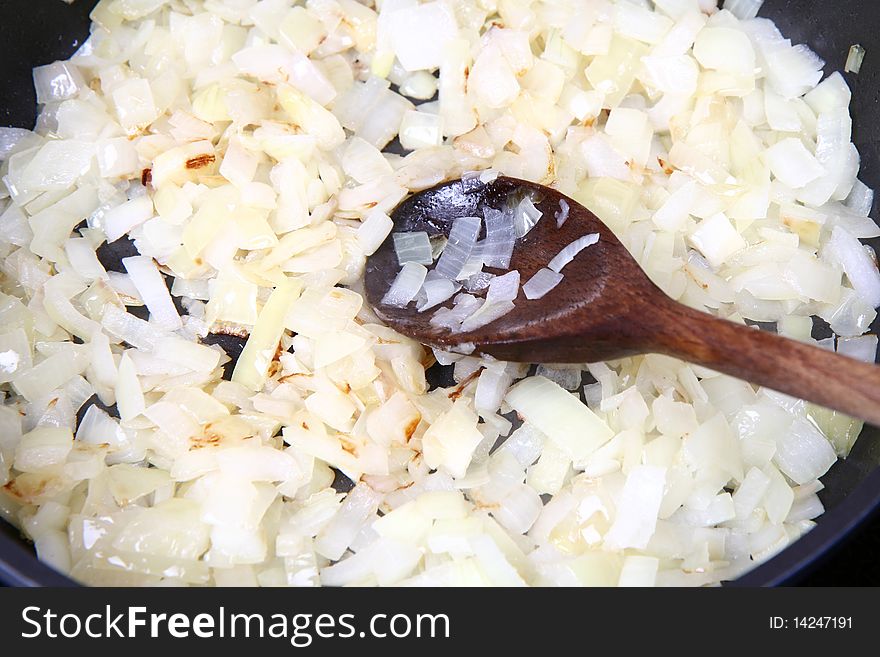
364,175 -> 880,426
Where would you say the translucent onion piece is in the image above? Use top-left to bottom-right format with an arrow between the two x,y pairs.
417,276 -> 460,311
232,277 -> 302,391
434,216 -> 481,280
845,180 -> 874,216
723,0 -> 765,20
382,262 -> 428,307
482,207 -> 516,269
458,270 -> 520,332
846,44 -> 866,74
505,376 -> 613,461
522,268 -> 564,299
547,234 -> 600,273
824,226 -> 880,307
355,210 -> 393,257
430,293 -> 482,331
555,199 -> 570,228
122,256 -> 182,331
514,195 -> 542,238
32,61 -> 84,105
393,231 -> 434,266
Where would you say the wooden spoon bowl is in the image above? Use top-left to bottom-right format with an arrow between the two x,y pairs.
364,176 -> 880,426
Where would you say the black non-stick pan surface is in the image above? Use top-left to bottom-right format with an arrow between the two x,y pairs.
1,0 -> 879,587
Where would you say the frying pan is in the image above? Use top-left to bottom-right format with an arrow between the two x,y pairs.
1,0 -> 879,587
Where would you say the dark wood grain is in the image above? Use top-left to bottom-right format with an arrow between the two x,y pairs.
365,176 -> 880,426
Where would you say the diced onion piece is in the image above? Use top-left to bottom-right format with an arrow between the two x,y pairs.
514,195 -> 542,238
458,270 -> 520,332
0,328 -> 32,384
314,483 -> 382,560
382,262 -> 428,307
417,277 -> 460,311
32,61 -> 84,104
555,199 -> 570,228
723,0 -> 764,20
430,293 -> 482,331
482,207 -> 516,269
112,77 -> 159,133
837,335 -> 878,363
804,72 -> 852,115
115,353 -> 146,422
0,127 -> 38,162
505,376 -> 614,461
547,234 -> 600,273
824,226 -> 880,307
689,213 -> 747,268
356,209 -> 394,257
457,300 -> 515,332
100,303 -> 156,349
766,138 -> 825,189
276,84 -> 345,151
773,417 -> 837,485
104,196 -> 155,243
399,111 -> 444,150
434,216 -> 481,280
604,465 -> 666,550
845,180 -> 874,217
422,399 -> 484,478
483,270 -> 519,303
392,232 -> 434,265
523,268 -> 564,299
153,337 -> 222,373
387,1 -> 460,72
693,27 -> 756,77
12,349 -> 87,403
232,277 -> 302,391
846,44 -> 866,74
122,256 -> 182,331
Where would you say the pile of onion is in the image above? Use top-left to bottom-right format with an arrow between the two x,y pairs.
0,0 -> 876,587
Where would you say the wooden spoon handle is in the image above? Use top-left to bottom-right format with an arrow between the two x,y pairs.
650,298 -> 880,426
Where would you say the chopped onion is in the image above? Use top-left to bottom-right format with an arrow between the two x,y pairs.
422,399 -> 484,478
101,304 -> 163,350
32,61 -> 84,105
430,293 -> 482,331
393,231 -> 434,266
604,465 -> 666,550
514,195 -> 542,238
845,180 -> 874,217
458,271 -> 519,332
773,417 -> 837,485
481,207 -> 516,269
103,196 -> 155,243
766,138 -> 825,189
232,277 -> 301,391
723,0 -> 765,20
2,0 -> 874,590
555,199 -> 570,228
434,216 -> 481,280
382,262 -> 428,308
506,377 -> 613,461
122,256 -> 182,330
417,276 -> 460,311
0,128 -> 39,162
823,226 -> 880,307
846,44 -> 866,74
523,268 -> 564,300
837,335 -> 878,363
689,213 -> 747,268
547,234 -> 600,273
693,28 -> 756,77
